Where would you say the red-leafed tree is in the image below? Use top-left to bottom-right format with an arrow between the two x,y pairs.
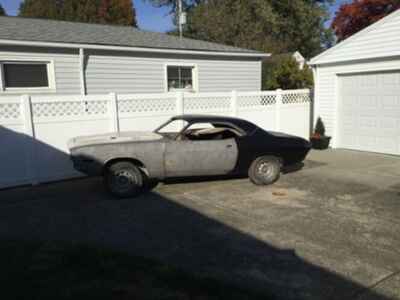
332,0 -> 400,41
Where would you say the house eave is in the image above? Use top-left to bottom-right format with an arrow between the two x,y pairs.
310,9 -> 400,66
309,53 -> 400,67
0,39 -> 270,58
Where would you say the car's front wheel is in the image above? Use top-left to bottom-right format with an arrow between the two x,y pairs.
105,161 -> 144,198
249,156 -> 281,185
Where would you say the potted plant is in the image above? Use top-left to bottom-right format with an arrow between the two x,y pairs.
310,117 -> 331,150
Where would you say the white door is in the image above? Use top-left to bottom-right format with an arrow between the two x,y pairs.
339,71 -> 400,155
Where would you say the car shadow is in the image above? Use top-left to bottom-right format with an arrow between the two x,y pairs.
0,125 -> 393,300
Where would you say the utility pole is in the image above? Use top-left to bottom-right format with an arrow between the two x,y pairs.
177,0 -> 186,39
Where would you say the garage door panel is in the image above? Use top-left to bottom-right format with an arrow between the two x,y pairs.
339,71 -> 400,156
380,118 -> 397,131
359,117 -> 377,130
381,95 -> 399,108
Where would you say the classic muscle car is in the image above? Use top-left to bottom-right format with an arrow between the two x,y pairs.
68,115 -> 311,198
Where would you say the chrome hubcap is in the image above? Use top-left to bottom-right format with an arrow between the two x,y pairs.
258,162 -> 275,179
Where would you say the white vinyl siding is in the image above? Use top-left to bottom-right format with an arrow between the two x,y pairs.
0,46 -> 81,94
0,46 -> 262,96
85,50 -> 261,94
312,10 -> 400,65
314,58 -> 400,147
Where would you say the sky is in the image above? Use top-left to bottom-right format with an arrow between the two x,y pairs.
0,0 -> 351,32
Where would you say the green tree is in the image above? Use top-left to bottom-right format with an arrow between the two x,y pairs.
19,0 -> 137,26
0,4 -> 6,16
98,0 -> 137,26
62,0 -> 99,24
263,56 -> 313,90
148,0 -> 334,58
184,0 -> 281,53
268,0 -> 334,57
19,0 -> 62,19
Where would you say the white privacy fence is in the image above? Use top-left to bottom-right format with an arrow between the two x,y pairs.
0,89 -> 312,189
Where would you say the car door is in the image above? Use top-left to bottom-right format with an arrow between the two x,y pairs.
164,138 -> 238,177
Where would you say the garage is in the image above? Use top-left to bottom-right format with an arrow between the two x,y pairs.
310,9 -> 400,156
339,71 -> 400,155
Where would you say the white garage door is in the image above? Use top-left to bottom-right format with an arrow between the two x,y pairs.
339,71 -> 400,155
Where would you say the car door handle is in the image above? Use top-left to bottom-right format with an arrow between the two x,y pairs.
226,144 -> 233,148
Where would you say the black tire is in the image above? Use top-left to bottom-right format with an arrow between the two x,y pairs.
104,161 -> 144,198
248,156 -> 281,186
144,178 -> 159,192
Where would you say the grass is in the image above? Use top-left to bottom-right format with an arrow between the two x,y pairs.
0,240 -> 269,300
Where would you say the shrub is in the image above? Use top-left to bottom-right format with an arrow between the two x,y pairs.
262,56 -> 313,90
314,117 -> 326,137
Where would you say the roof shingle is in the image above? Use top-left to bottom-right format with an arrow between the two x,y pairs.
0,16 -> 264,55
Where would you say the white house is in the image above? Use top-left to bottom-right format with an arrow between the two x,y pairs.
264,51 -> 306,70
292,51 -> 306,70
310,9 -> 400,156
0,16 -> 268,96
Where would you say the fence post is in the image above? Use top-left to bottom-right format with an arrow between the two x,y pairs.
21,94 -> 38,185
109,92 -> 120,132
275,89 -> 282,131
231,90 -> 238,117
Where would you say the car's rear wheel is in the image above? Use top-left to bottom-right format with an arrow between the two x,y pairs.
249,156 -> 281,185
105,161 -> 144,198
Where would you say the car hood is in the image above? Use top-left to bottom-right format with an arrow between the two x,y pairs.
68,131 -> 163,149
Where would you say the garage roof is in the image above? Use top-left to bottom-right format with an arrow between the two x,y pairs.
0,16 -> 267,57
310,9 -> 400,65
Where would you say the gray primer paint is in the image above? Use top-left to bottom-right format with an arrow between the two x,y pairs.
68,131 -> 238,179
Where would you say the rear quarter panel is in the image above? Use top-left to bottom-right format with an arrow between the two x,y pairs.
234,131 -> 309,172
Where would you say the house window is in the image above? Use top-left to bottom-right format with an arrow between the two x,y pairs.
1,62 -> 52,90
167,66 -> 194,91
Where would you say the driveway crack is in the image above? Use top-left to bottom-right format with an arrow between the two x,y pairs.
351,270 -> 400,299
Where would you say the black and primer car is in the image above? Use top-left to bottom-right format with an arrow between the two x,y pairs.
68,115 -> 311,198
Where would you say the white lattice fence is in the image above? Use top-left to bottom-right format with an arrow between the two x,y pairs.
117,93 -> 178,132
0,89 -> 311,189
0,98 -> 21,123
237,91 -> 277,109
31,96 -> 109,121
282,89 -> 311,104
184,92 -> 231,114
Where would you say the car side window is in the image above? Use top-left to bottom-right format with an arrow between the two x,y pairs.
181,122 -> 240,141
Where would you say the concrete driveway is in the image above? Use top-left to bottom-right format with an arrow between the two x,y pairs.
0,149 -> 400,300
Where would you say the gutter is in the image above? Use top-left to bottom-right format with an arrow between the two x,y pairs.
79,48 -> 86,96
0,39 -> 270,58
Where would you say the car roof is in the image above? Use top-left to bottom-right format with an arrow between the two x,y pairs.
171,115 -> 258,134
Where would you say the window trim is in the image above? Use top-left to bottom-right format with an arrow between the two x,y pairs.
164,62 -> 198,93
0,58 -> 56,93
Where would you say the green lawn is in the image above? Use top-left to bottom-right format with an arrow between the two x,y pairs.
0,240 -> 269,300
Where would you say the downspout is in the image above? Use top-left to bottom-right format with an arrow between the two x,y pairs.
0,63 -> 4,92
79,48 -> 86,95
311,65 -> 318,135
